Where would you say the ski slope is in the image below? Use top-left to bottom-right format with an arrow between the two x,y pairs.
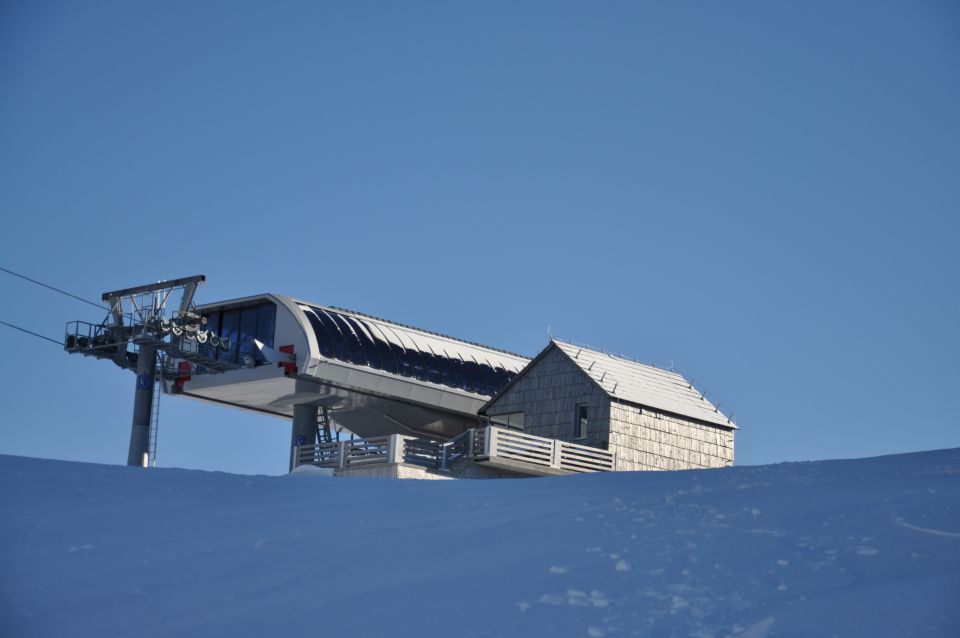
1,448 -> 958,637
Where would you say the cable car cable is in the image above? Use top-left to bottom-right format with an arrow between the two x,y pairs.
0,319 -> 64,346
0,266 -> 106,310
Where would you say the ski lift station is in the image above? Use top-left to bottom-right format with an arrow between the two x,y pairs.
66,276 -> 737,479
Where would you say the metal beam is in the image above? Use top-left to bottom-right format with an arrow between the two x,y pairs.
102,275 -> 205,302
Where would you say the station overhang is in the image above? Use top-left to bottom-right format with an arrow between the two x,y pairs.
175,293 -> 528,440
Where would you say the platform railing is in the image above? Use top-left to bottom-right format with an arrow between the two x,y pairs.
293,426 -> 614,475
480,426 -> 615,473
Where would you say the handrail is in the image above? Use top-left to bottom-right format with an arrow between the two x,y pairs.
293,426 -> 615,475
481,426 -> 614,473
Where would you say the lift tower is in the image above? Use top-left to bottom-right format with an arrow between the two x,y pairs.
65,275 -> 240,467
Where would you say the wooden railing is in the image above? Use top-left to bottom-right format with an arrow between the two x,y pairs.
293,426 -> 614,475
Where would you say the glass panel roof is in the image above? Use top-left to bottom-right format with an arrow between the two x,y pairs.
299,304 -> 524,397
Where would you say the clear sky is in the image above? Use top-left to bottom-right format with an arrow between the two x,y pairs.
1,1 -> 957,475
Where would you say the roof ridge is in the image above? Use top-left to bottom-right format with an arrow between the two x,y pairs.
551,336 -> 680,376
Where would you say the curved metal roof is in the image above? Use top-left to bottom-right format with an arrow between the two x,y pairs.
297,303 -> 529,398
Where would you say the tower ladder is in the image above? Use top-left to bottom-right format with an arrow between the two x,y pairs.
147,353 -> 162,467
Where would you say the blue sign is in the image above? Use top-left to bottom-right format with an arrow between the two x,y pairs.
136,375 -> 151,389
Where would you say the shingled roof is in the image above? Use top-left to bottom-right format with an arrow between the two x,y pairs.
484,339 -> 736,429
551,340 -> 736,429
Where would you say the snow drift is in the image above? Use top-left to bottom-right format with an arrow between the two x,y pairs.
1,448 -> 958,637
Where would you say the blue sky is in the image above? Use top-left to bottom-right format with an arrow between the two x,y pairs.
1,1 -> 957,475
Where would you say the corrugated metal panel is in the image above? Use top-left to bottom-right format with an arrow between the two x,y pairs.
553,340 -> 736,429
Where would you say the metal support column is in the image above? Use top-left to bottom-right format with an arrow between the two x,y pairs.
127,345 -> 157,467
290,403 -> 319,472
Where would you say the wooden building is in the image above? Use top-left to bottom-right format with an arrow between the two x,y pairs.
480,340 -> 736,471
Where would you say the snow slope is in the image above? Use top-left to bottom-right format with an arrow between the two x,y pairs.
1,449 -> 958,637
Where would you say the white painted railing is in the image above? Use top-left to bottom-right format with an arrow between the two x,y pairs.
479,426 -> 615,473
293,426 -> 614,475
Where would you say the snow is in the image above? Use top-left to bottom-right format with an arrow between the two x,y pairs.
1,448 -> 958,637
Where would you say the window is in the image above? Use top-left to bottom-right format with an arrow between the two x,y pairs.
238,306 -> 259,366
304,309 -> 336,358
343,316 -> 381,369
316,309 -> 349,361
202,302 -> 276,366
200,311 -> 220,360
256,304 -> 276,348
490,412 -> 525,431
575,404 -> 588,440
298,304 -> 519,396
219,309 -> 240,363
329,313 -> 366,366
362,321 -> 399,374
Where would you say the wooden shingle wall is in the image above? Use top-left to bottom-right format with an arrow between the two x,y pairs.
485,345 -> 736,472
609,403 -> 735,471
485,346 -> 610,448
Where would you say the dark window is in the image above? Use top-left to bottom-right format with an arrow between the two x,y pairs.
437,351 -> 464,389
329,312 -> 366,366
575,404 -> 588,440
238,307 -> 259,366
476,361 -> 500,396
219,309 -> 240,363
454,357 -> 478,393
304,309 -> 336,358
364,322 -> 399,374
256,304 -> 276,348
402,342 -> 429,381
378,326 -> 413,377
489,366 -> 512,394
463,360 -> 492,395
200,311 -> 220,359
414,350 -> 438,384
314,309 -> 349,362
343,316 -> 381,369
491,412 -> 525,431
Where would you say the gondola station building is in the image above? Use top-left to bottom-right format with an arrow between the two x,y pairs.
66,282 -> 738,478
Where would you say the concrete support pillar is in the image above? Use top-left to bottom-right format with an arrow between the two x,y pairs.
126,345 -> 157,467
290,403 -> 318,472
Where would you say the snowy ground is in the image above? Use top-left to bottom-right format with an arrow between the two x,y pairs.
1,449 -> 958,638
